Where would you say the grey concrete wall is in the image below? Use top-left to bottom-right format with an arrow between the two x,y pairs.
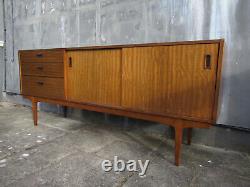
0,48 -> 3,100
2,0 -> 250,129
0,0 -> 4,100
0,0 -> 3,41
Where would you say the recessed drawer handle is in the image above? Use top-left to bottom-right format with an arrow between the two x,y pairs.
37,82 -> 44,86
36,53 -> 43,58
37,66 -> 44,70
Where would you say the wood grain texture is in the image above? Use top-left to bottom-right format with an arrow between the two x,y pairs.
21,63 -> 64,77
31,97 -> 38,126
122,44 -> 219,121
212,39 -> 224,122
19,49 -> 64,63
66,49 -> 122,106
18,39 -> 222,52
27,96 -> 211,129
65,39 -> 222,51
21,76 -> 65,99
175,125 -> 183,166
63,50 -> 69,100
19,39 -> 224,167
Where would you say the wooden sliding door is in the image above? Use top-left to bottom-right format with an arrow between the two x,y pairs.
121,44 -> 219,121
66,49 -> 121,107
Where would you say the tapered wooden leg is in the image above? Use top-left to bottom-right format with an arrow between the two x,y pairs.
187,128 -> 192,145
63,106 -> 68,118
175,126 -> 183,166
32,98 -> 38,126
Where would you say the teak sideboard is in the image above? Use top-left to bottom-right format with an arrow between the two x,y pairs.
19,39 -> 224,166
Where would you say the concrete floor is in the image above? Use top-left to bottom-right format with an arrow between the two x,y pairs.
0,102 -> 249,187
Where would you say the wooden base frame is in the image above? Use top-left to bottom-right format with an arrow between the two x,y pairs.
29,96 -> 210,166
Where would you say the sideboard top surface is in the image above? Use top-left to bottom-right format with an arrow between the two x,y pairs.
18,39 -> 224,52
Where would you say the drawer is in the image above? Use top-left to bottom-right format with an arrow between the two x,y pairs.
21,76 -> 65,99
19,49 -> 64,63
21,63 -> 64,77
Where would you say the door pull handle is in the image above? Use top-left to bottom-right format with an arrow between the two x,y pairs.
204,54 -> 211,69
69,57 -> 72,67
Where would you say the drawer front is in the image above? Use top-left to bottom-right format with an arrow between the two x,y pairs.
21,63 -> 64,77
21,76 -> 65,99
19,50 -> 64,63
